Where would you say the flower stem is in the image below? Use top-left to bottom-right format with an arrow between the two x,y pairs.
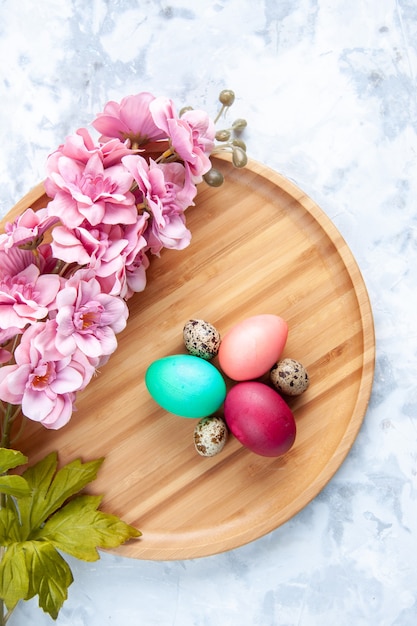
0,404 -> 18,625
0,590 -> 9,625
214,105 -> 226,124
0,404 -> 14,449
0,589 -> 13,624
155,147 -> 175,163
10,412 -> 26,446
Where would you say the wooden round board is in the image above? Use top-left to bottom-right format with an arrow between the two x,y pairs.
1,156 -> 375,560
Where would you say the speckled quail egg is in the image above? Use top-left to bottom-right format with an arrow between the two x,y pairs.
193,416 -> 228,457
270,358 -> 310,396
183,319 -> 221,360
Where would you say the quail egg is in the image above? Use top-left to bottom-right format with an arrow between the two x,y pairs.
270,358 -> 310,396
193,416 -> 228,457
183,319 -> 221,360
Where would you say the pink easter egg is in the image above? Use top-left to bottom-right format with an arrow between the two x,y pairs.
218,314 -> 288,381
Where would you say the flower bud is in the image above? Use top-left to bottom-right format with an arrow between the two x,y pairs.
203,168 -> 224,187
218,90 -> 235,106
232,146 -> 248,168
179,106 -> 193,116
232,118 -> 247,131
215,129 -> 231,142
232,138 -> 247,151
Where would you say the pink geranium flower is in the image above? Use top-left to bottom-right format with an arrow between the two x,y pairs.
49,214 -> 149,297
93,238 -> 149,300
124,250 -> 150,299
50,222 -> 129,272
0,326 -> 22,344
52,270 -> 129,358
45,151 -> 137,228
0,320 -> 96,429
149,97 -> 215,181
0,248 -> 61,331
0,208 -> 59,252
122,155 -> 193,254
45,128 -> 133,172
89,215 -> 149,298
0,91 -> 225,434
92,92 -> 167,147
103,214 -> 149,298
0,246 -> 41,276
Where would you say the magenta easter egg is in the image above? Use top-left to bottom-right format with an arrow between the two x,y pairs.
218,314 -> 288,381
224,381 -> 296,457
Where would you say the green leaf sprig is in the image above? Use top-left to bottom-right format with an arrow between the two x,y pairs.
0,449 -> 140,622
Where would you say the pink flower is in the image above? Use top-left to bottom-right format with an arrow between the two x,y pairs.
149,97 -> 215,181
92,92 -> 166,147
0,249 -> 61,331
45,151 -> 137,228
0,321 -> 96,429
50,222 -> 129,271
91,215 -> 149,298
146,211 -> 191,254
122,155 -> 193,254
0,326 -> 22,344
181,108 -> 216,160
103,215 -> 149,298
52,270 -> 129,358
95,248 -> 149,300
49,214 -> 148,297
0,246 -> 41,277
45,128 -> 133,171
0,208 -> 59,252
124,250 -> 149,299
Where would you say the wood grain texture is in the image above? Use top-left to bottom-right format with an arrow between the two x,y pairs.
0,156 -> 375,560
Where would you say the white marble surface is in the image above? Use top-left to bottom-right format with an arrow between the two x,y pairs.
1,1 -> 416,624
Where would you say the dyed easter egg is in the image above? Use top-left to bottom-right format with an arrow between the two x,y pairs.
145,354 -> 226,418
224,381 -> 296,457
218,314 -> 288,381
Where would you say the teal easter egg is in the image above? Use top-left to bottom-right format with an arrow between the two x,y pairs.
145,354 -> 226,418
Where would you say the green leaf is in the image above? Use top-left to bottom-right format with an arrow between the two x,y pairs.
24,541 -> 73,620
0,504 -> 22,544
0,542 -> 30,611
0,447 -> 28,473
37,494 -> 141,561
17,452 -> 58,538
19,452 -> 104,538
0,540 -> 73,619
0,451 -> 140,621
0,474 -> 31,498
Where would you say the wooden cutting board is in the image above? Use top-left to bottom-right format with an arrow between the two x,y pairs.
0,156 -> 375,560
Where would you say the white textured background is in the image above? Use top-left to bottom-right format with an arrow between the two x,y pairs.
1,1 -> 416,624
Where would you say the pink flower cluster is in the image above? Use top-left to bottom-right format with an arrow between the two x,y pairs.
0,92 -> 215,429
